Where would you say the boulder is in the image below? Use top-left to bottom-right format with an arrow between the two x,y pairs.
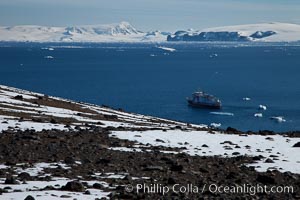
292,142 -> 300,147
61,181 -> 85,192
24,195 -> 35,200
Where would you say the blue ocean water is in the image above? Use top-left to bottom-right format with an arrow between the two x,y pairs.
0,43 -> 299,132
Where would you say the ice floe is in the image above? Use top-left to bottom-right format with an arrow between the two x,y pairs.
210,123 -> 221,128
157,46 -> 176,52
254,113 -> 263,118
210,112 -> 234,116
259,105 -> 267,110
44,56 -> 54,59
270,116 -> 286,123
243,97 -> 251,101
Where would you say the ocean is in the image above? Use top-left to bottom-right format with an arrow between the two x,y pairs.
0,42 -> 299,132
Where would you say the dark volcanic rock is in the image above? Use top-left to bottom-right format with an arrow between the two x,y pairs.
253,155 -> 264,161
96,158 -> 110,164
64,156 -> 75,164
265,158 -> 275,163
259,130 -> 275,135
292,142 -> 300,147
24,195 -> 35,200
18,172 -> 31,181
61,181 -> 85,192
155,139 -> 165,143
167,177 -> 176,184
265,137 -> 274,141
256,174 -> 276,184
84,190 -> 91,195
170,164 -> 183,172
144,166 -> 164,171
14,95 -> 23,100
50,118 -> 57,124
93,183 -> 105,189
226,127 -> 239,133
60,195 -> 72,198
5,176 -> 18,184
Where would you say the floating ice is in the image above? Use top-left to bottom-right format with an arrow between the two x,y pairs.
210,112 -> 234,116
209,53 -> 218,58
258,105 -> 267,110
254,113 -> 263,117
44,56 -> 54,59
41,47 -> 54,51
157,46 -> 176,52
210,123 -> 221,128
243,97 -> 251,101
270,116 -> 286,123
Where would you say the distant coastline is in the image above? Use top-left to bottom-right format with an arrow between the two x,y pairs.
1,22 -> 300,43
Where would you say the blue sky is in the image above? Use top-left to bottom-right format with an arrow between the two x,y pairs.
0,0 -> 300,31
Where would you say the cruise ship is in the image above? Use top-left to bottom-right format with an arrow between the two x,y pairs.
187,91 -> 222,109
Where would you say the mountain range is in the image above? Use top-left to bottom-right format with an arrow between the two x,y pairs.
0,21 -> 299,43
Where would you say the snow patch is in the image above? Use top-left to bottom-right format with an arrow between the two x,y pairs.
110,130 -> 300,174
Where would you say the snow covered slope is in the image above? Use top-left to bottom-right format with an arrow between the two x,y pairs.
0,85 -> 299,174
0,85 -> 197,132
0,22 -> 167,43
167,22 -> 300,42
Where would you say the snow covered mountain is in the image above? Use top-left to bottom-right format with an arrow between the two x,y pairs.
0,22 -> 167,43
0,22 -> 300,43
167,22 -> 300,42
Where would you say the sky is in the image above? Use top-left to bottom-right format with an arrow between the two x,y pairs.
0,0 -> 300,31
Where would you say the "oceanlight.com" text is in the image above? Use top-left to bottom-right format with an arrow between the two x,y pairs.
125,183 -> 294,196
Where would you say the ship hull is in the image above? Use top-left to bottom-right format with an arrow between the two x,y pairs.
187,100 -> 221,109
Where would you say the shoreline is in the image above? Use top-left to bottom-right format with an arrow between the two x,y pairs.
0,84 -> 299,137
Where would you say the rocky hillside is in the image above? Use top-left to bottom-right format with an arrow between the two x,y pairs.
0,85 -> 299,199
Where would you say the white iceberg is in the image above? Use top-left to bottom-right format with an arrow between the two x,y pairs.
243,97 -> 251,101
210,123 -> 221,128
254,113 -> 263,118
258,105 -> 267,110
157,46 -> 176,52
270,116 -> 286,123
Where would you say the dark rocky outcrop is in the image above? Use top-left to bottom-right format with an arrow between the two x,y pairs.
293,142 -> 300,147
